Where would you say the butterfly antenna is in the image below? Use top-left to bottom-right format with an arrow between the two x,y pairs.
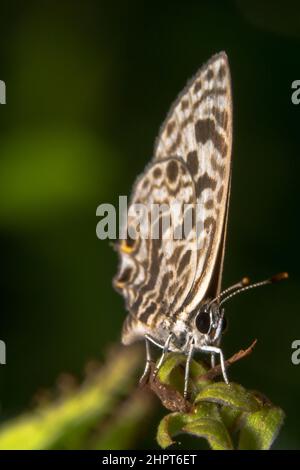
219,272 -> 289,306
208,276 -> 251,306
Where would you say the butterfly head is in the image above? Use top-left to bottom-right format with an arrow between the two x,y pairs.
194,302 -> 226,347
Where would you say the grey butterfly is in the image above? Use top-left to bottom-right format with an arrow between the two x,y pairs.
113,52 -> 286,398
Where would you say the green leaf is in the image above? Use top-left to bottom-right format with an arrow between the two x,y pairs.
195,382 -> 260,412
193,402 -> 221,420
238,406 -> 285,450
155,354 -> 285,450
220,406 -> 242,433
157,354 -> 186,386
157,354 -> 208,384
0,346 -> 142,450
183,418 -> 234,450
157,402 -> 221,448
157,354 -> 209,399
157,412 -> 190,448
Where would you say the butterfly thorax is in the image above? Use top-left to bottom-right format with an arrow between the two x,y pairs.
150,301 -> 224,354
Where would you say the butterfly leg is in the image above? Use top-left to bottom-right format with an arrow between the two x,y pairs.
211,354 -> 216,369
200,345 -> 229,384
139,337 -> 152,385
184,336 -> 195,399
210,308 -> 225,369
153,333 -> 173,377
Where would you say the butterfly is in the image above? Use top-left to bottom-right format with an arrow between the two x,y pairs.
113,52 -> 287,398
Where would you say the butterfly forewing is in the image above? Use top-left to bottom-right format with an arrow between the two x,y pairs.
154,52 -> 232,314
114,52 -> 232,344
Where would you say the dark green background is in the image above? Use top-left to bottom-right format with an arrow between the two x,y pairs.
0,0 -> 299,449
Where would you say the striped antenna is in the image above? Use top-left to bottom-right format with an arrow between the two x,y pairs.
219,272 -> 288,306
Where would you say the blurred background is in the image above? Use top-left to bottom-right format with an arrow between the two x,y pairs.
0,0 -> 299,449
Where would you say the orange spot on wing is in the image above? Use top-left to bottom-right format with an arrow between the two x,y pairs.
120,240 -> 134,254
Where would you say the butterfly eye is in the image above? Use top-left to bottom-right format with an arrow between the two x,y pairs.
195,310 -> 211,334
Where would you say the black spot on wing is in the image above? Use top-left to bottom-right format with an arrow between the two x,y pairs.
204,216 -> 216,233
205,68 -> 214,81
211,107 -> 228,130
195,118 -> 227,157
166,120 -> 176,136
193,80 -> 202,94
142,178 -> 149,189
217,185 -> 224,203
166,160 -> 179,182
181,99 -> 189,110
195,172 -> 217,197
153,167 -> 162,179
187,150 -> 198,176
205,199 -> 214,210
218,64 -> 226,80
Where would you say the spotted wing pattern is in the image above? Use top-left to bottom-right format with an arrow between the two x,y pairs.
114,158 -> 198,344
114,52 -> 232,344
154,52 -> 232,316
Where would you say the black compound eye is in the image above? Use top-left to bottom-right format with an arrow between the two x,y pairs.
195,310 -> 211,334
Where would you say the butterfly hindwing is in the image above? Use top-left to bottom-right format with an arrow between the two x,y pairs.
114,158 -> 198,344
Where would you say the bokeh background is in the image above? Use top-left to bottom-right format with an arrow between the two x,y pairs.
0,0 -> 299,449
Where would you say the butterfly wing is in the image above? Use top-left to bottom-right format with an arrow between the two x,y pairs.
154,51 -> 232,314
114,157 -> 198,344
